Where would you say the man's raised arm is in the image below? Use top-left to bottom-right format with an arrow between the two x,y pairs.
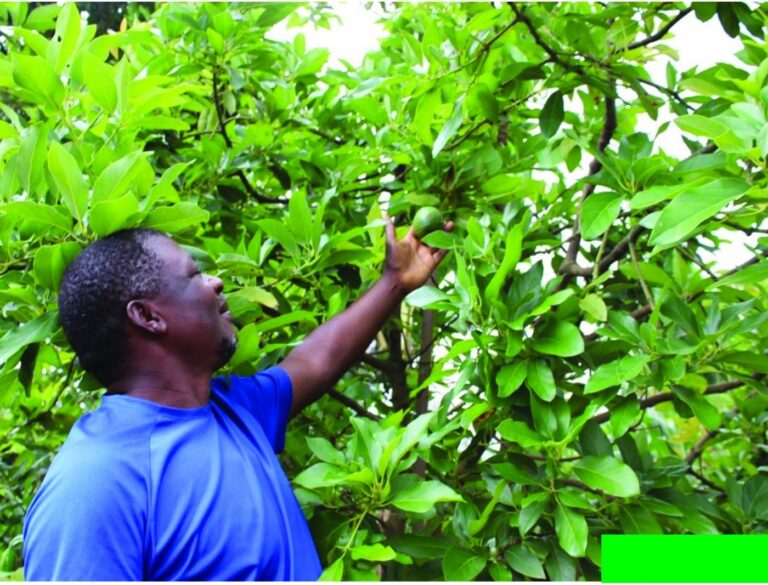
280,216 -> 452,417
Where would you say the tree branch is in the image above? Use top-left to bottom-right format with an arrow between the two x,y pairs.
510,4 -> 585,75
590,376 -> 764,425
617,7 -> 693,53
211,68 -> 287,205
560,225 -> 643,277
557,95 -> 617,285
584,251 -> 768,343
328,389 -> 380,420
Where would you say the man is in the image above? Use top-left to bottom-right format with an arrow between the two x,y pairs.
23,217 -> 450,580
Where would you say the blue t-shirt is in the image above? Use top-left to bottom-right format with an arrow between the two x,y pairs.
23,367 -> 322,581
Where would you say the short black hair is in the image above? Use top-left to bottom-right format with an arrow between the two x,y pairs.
58,228 -> 168,384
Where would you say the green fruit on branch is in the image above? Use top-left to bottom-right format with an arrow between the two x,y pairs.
412,206 -> 444,239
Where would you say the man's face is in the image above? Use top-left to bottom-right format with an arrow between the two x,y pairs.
147,237 -> 237,370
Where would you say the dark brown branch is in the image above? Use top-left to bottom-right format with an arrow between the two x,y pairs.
635,77 -> 692,111
412,310 -> 435,476
584,251 -> 768,343
558,477 -> 605,496
591,376 -> 764,425
328,389 -> 380,420
211,68 -> 286,205
689,469 -> 725,492
685,429 -> 718,466
408,315 -> 459,366
618,8 -> 693,53
361,353 -> 396,375
560,225 -> 643,277
510,4 -> 585,75
557,95 -> 617,286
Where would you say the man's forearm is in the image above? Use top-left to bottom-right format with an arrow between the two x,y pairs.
281,270 -> 407,414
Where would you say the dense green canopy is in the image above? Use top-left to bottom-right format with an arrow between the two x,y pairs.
0,2 -> 767,580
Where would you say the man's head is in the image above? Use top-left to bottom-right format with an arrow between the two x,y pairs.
59,229 -> 237,385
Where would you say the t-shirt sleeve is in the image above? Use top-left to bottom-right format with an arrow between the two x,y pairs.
212,366 -> 293,453
23,444 -> 146,581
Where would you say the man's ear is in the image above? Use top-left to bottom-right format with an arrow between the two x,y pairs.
126,300 -> 167,335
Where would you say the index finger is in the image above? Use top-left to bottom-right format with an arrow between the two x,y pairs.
382,210 -> 396,243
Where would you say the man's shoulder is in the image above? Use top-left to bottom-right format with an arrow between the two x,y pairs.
52,397 -> 160,477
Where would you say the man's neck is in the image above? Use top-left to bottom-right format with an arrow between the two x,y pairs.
107,354 -> 214,408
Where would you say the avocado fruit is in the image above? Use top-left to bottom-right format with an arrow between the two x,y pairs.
412,206 -> 444,238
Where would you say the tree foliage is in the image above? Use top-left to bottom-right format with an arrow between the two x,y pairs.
1,2 -> 767,580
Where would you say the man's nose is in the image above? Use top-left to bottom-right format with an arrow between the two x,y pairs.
206,274 -> 224,294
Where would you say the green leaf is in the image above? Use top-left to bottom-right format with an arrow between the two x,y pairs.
530,321 -> 584,357
574,455 -> 640,497
580,192 -> 622,240
619,505 -> 663,534
421,230 -> 460,249
554,499 -> 587,558
33,242 -> 81,290
288,190 -> 313,245
488,563 -> 512,582
1,202 -> 71,232
742,474 -> 768,521
673,387 -> 721,430
442,547 -> 487,581
0,313 -> 59,366
497,420 -> 545,448
350,543 -> 397,562
432,97 -> 464,157
484,222 -> 523,303
717,2 -> 740,38
89,193 -> 139,236
649,178 -> 749,248
585,355 -> 650,394
145,203 -> 209,233
505,545 -> 546,579
545,545 -> 577,581
306,437 -> 345,466
405,286 -> 453,309
497,360 -> 527,398
526,360 -> 556,402
47,142 -> 89,223
83,51 -> 117,112
390,480 -> 462,513
481,174 -> 544,200
12,54 -> 64,110
18,124 -> 48,195
92,151 -> 146,204
389,535 -> 450,560
580,294 -> 607,322
319,557 -> 344,581
519,498 -> 548,536
257,218 -> 299,256
540,91 -> 564,138
293,462 -> 348,489
708,261 -> 768,290
52,3 -> 82,73
610,395 -> 641,439
144,161 -> 192,209
630,181 -> 705,211
675,115 -> 732,138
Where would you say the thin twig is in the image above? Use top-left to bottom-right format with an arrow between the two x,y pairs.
617,7 -> 693,53
510,4 -> 585,75
630,240 -> 655,309
590,376 -> 764,425
328,389 -> 380,420
211,68 -> 287,205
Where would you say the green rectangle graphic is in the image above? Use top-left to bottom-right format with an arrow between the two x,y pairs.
602,535 -> 768,583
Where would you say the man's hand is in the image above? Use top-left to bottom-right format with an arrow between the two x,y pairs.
281,212 -> 454,416
383,213 -> 455,293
